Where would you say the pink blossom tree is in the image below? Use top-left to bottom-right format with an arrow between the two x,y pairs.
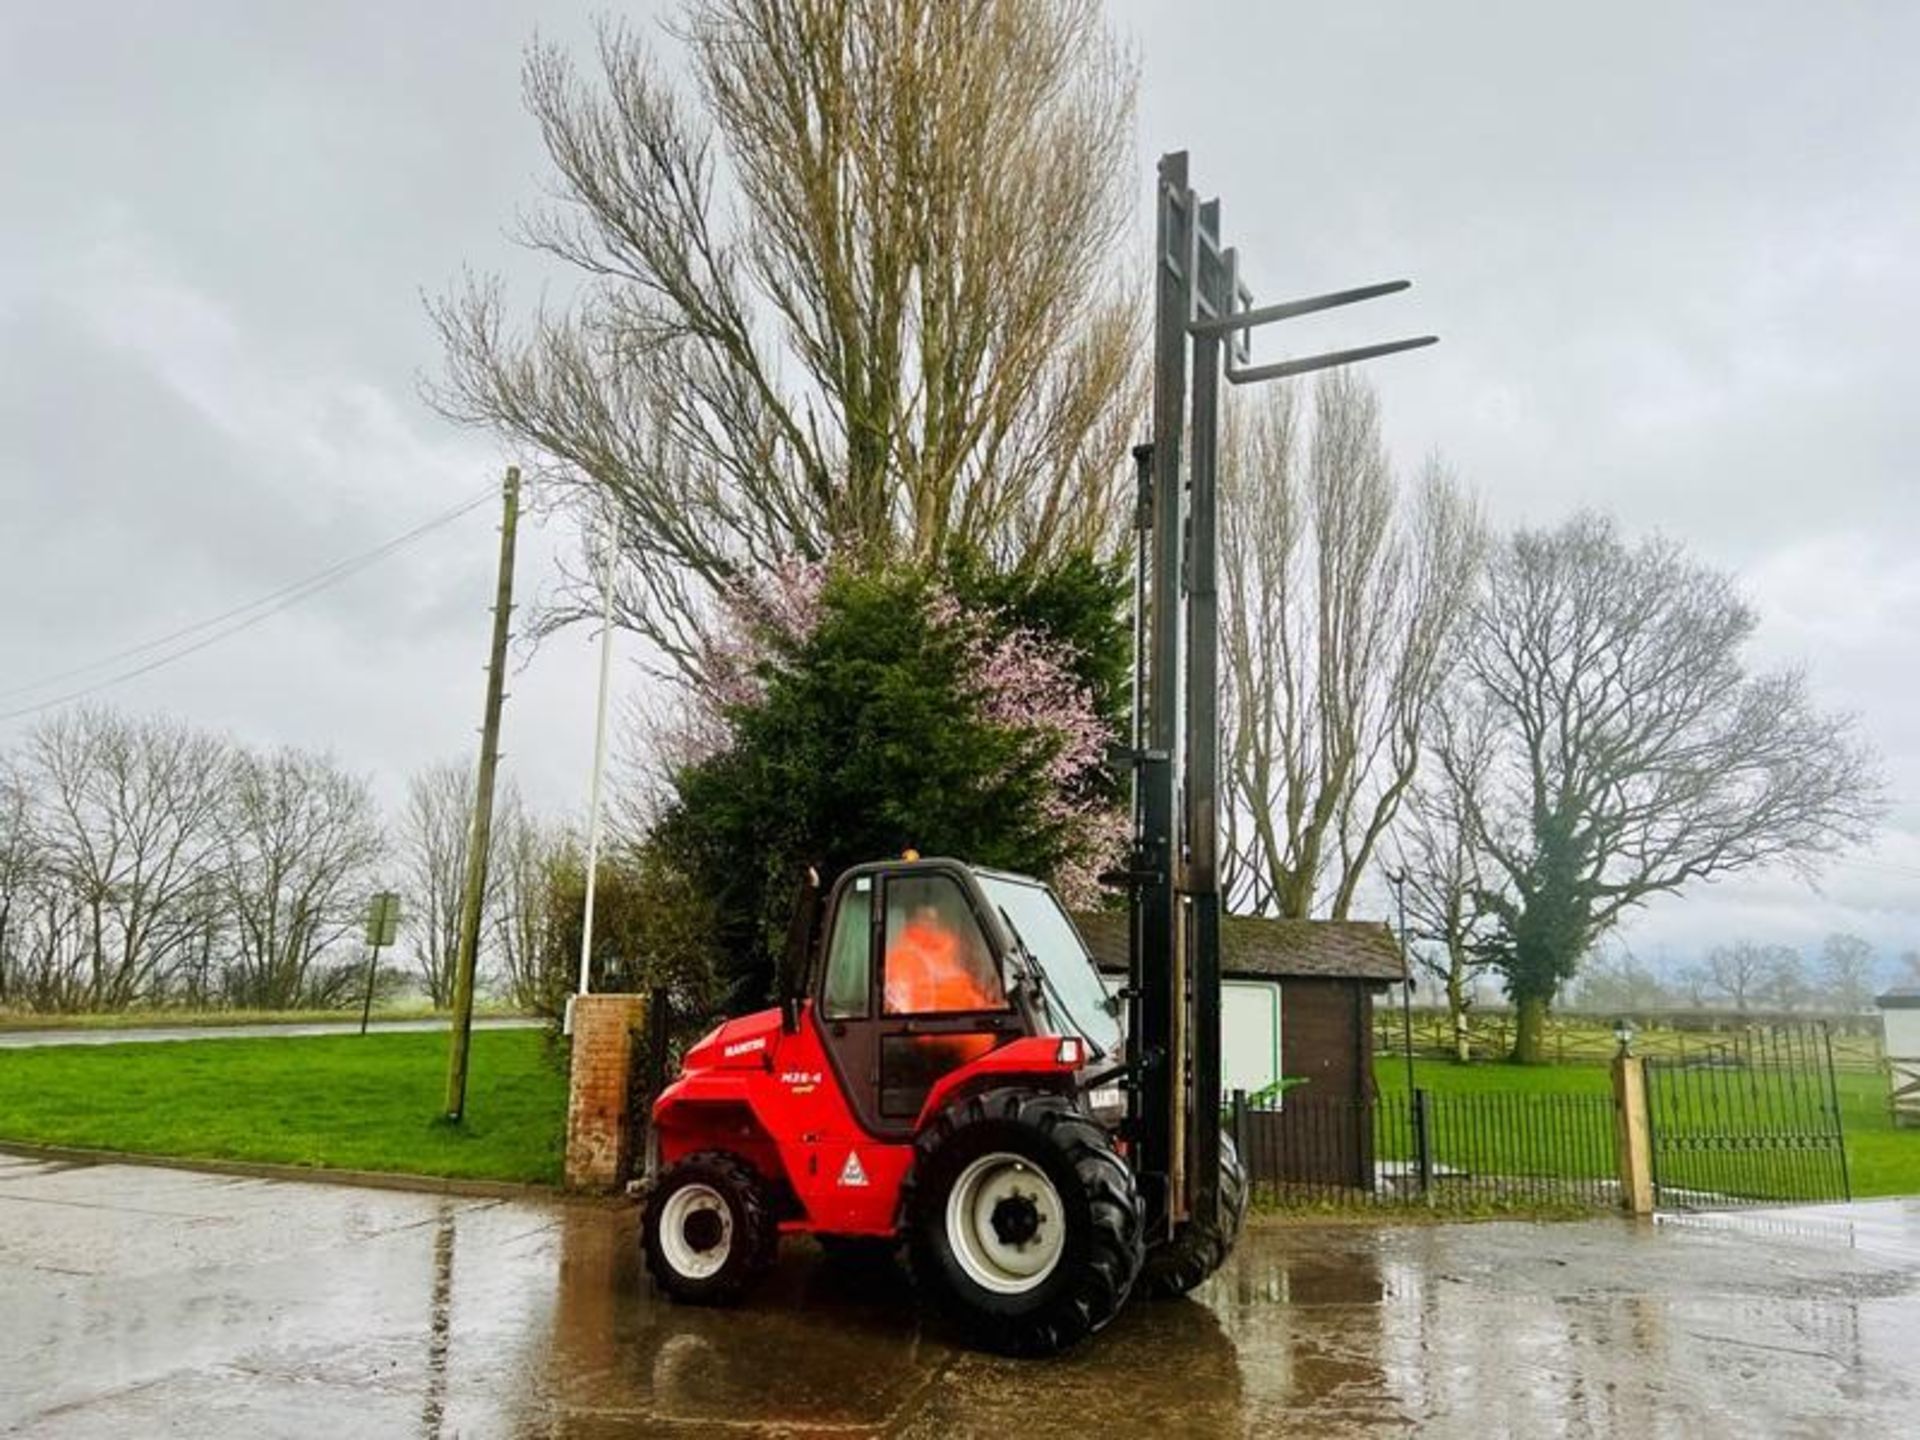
669,561 -> 1125,912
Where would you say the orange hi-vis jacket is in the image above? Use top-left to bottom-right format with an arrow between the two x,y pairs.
884,920 -> 1000,1014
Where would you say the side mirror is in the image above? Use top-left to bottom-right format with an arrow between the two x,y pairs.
778,863 -> 823,1034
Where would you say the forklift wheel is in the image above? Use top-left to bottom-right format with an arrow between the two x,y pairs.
643,1150 -> 778,1305
1140,1131 -> 1248,1299
905,1087 -> 1144,1358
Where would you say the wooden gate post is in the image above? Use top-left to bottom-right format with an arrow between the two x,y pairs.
566,994 -> 647,1191
1612,1052 -> 1655,1216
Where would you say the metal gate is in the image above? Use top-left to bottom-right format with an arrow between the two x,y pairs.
1645,1024 -> 1850,1209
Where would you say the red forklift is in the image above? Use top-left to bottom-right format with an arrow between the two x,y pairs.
638,153 -> 1432,1355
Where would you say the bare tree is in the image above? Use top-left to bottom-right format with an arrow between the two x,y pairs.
1570,941 -> 1671,1014
432,2 -> 1141,672
1221,373 -> 1485,919
217,748 -> 385,1009
1455,514 -> 1882,1061
403,761 -> 470,1007
1702,941 -> 1809,1013
0,757 -> 94,1013
490,805 -> 571,1010
26,708 -> 233,1009
400,760 -> 520,1006
163,885 -> 227,1011
1818,932 -> 1877,1015
2,876 -> 90,1012
1674,960 -> 1713,1010
1703,941 -> 1774,1012
0,763 -> 31,1006
1759,945 -> 1813,1012
1392,700 -> 1498,1061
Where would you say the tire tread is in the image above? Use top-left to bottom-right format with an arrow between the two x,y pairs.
1140,1132 -> 1248,1299
642,1149 -> 778,1305
903,1086 -> 1144,1357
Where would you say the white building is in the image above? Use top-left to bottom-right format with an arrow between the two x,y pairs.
1875,987 -> 1920,1128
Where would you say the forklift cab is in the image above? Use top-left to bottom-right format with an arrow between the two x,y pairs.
804,858 -> 1118,1138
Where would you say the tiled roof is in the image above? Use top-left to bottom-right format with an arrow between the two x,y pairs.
1073,911 -> 1406,983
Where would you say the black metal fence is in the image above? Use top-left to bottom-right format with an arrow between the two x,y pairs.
1230,1088 -> 1620,1211
1645,1024 -> 1850,1209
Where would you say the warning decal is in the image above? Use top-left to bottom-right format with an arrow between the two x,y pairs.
838,1151 -> 869,1187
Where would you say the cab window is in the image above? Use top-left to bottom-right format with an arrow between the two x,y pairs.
822,879 -> 872,1018
881,873 -> 1007,1015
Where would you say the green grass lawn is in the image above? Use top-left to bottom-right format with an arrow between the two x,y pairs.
6,1023 -> 1907,1203
1375,1056 -> 1919,1199
0,1028 -> 567,1184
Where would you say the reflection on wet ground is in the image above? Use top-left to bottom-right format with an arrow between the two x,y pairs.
2,1152 -> 1917,1437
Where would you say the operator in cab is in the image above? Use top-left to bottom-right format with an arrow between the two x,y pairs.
884,899 -> 1005,1014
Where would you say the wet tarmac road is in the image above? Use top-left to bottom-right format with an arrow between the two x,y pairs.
2,1154 -> 1917,1438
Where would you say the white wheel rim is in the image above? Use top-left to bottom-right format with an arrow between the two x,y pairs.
945,1152 -> 1065,1295
659,1183 -> 733,1280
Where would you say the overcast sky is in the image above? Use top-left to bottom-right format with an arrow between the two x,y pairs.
2,2 -> 1914,974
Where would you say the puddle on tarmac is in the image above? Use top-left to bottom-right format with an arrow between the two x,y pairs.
6,1163 -> 1918,1438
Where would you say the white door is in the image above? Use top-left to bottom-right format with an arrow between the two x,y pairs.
1221,980 -> 1283,1100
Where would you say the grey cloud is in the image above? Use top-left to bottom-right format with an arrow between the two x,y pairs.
2,0 -> 1914,963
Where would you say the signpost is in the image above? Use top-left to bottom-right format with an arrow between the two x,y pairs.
360,890 -> 401,1036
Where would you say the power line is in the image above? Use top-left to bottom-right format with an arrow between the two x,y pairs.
0,487 -> 494,702
0,489 -> 497,723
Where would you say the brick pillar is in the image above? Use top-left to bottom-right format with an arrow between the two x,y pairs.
566,993 -> 647,1192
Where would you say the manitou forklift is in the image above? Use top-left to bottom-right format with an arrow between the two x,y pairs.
638,154 -> 1433,1356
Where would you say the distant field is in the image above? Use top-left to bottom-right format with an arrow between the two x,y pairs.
0,1028 -> 565,1184
1377,1010 -> 1885,1070
1375,1057 -> 1918,1199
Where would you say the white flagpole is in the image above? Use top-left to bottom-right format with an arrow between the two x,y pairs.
567,513 -> 617,1034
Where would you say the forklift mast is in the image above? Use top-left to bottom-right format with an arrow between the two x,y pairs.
1125,152 -> 1434,1243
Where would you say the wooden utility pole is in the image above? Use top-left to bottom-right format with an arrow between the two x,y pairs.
445,467 -> 521,1122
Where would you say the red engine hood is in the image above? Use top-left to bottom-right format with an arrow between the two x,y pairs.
680,1007 -> 784,1074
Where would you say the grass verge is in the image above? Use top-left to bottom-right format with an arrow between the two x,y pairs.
0,1028 -> 566,1185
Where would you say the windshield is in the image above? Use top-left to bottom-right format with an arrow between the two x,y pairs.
974,873 -> 1122,1058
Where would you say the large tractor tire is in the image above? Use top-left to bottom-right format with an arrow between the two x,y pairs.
904,1087 -> 1144,1358
1140,1131 -> 1248,1299
643,1150 -> 779,1305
